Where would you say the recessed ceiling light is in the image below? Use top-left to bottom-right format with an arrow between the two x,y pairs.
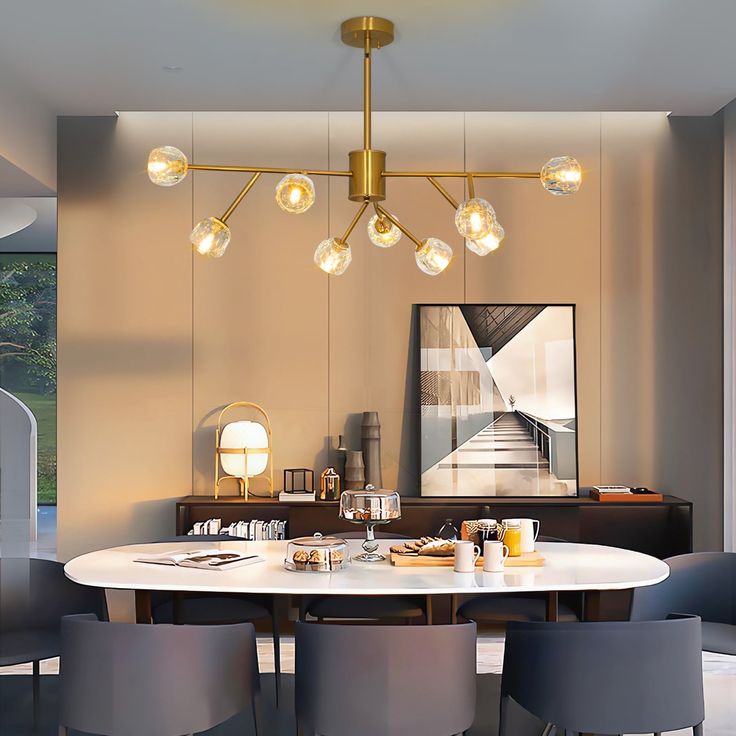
162,65 -> 183,73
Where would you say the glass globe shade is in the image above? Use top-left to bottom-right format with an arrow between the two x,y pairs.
314,237 -> 352,275
415,238 -> 453,275
454,198 -> 495,240
467,219 -> 505,255
190,217 -> 231,258
148,146 -> 188,186
541,156 -> 582,196
367,214 -> 402,248
219,420 -> 269,478
275,173 -> 316,213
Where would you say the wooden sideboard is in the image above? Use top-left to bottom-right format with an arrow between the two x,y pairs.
176,490 -> 692,560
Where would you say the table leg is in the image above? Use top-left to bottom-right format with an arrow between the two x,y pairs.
451,594 -> 458,624
545,592 -> 559,622
425,595 -> 433,625
584,590 -> 602,621
135,590 -> 152,624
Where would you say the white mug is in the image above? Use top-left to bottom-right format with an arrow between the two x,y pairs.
454,540 -> 481,572
483,540 -> 509,572
505,517 -> 540,553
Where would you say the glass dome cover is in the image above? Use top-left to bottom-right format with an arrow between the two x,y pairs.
339,487 -> 401,522
284,532 -> 350,572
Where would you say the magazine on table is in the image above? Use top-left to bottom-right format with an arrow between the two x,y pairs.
134,548 -> 264,570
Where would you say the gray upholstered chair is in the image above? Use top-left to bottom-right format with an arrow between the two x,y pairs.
456,536 -> 579,624
150,534 -> 282,702
501,616 -> 705,736
300,531 -> 432,623
58,614 -> 261,736
630,551 -> 736,654
295,621 -> 476,736
0,558 -> 107,726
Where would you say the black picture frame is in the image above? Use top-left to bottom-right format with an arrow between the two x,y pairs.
416,303 -> 580,498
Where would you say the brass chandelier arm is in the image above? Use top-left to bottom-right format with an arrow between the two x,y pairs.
340,201 -> 370,242
364,30 -> 372,150
374,204 -> 423,249
220,172 -> 262,223
383,171 -> 540,179
427,177 -> 460,209
187,164 -> 352,177
467,174 -> 476,199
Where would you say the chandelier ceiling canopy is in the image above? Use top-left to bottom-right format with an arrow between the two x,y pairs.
147,16 -> 582,276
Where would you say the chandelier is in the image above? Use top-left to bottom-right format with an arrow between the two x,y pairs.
147,17 -> 582,276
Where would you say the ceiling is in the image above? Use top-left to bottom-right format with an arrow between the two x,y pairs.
2,1 -> 736,116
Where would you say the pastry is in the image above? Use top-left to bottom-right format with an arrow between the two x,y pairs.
418,539 -> 455,556
330,550 -> 344,565
308,549 -> 325,565
293,550 -> 309,568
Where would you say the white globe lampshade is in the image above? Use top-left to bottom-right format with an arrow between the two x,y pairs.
219,420 -> 269,478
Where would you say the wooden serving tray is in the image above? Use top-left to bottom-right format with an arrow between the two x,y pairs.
390,551 -> 545,568
590,489 -> 663,503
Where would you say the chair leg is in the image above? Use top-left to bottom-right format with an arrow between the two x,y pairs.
252,694 -> 262,736
32,660 -> 40,730
271,609 -> 281,707
693,724 -> 704,736
426,595 -> 433,625
540,724 -> 554,736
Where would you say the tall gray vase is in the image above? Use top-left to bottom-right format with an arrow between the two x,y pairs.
361,411 -> 383,489
345,450 -> 366,490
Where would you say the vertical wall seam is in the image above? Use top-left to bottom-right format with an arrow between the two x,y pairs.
463,112 -> 467,303
191,111 -> 195,494
599,112 -> 603,482
327,113 -> 331,466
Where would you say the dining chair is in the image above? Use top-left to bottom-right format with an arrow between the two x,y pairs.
149,534 -> 283,703
0,557 -> 108,727
456,536 -> 579,624
500,616 -> 705,736
299,531 -> 432,624
58,614 -> 261,736
295,621 -> 476,736
630,551 -> 736,654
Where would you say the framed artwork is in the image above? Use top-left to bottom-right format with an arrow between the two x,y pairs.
418,304 -> 579,497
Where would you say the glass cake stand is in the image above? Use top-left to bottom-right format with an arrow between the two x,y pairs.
338,485 -> 401,562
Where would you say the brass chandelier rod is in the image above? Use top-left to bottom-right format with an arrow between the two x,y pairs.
147,15 -> 582,275
187,164 -> 351,177
375,204 -> 422,249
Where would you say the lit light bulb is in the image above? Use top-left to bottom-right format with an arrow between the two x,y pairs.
147,146 -> 188,186
190,217 -> 231,258
367,214 -> 402,248
454,198 -> 495,240
541,156 -> 582,196
415,238 -> 453,275
275,173 -> 316,213
467,219 -> 505,255
314,237 -> 352,275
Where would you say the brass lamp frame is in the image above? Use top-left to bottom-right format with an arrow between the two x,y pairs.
155,16 -> 577,259
214,401 -> 274,500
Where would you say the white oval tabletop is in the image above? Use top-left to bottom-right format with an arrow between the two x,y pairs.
64,541 -> 669,596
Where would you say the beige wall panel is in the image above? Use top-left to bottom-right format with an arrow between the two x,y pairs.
465,113 -> 602,486
601,112 -> 724,550
328,112 -> 466,494
57,113 -> 193,559
191,113 -> 329,494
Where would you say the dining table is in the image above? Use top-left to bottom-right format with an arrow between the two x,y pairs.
64,540 -> 670,624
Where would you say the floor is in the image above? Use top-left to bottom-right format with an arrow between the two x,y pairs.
1,636 -> 733,735
422,413 -> 575,497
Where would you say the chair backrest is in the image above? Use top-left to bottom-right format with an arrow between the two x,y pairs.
59,615 -> 259,736
0,558 -> 107,633
630,551 -> 736,624
502,617 -> 704,735
295,622 -> 476,736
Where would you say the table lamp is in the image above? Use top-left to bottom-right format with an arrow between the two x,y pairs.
215,401 -> 274,500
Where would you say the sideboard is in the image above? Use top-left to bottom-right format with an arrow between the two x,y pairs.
176,491 -> 692,559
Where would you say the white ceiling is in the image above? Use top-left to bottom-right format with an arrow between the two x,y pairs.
1,0 -> 736,116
